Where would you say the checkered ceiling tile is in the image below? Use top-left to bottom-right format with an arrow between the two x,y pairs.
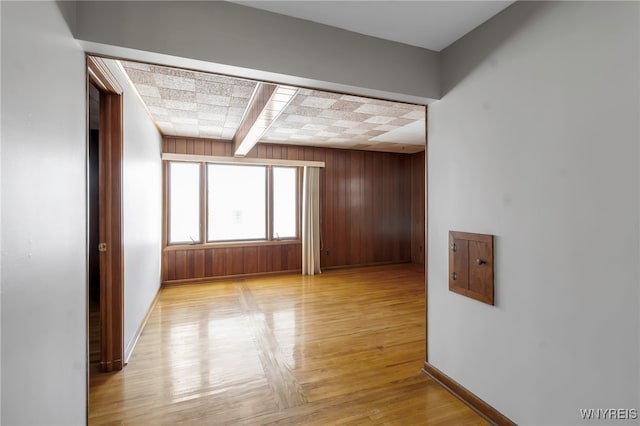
119,60 -> 425,153
262,89 -> 425,152
120,61 -> 256,140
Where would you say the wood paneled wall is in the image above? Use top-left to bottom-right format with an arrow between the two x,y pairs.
162,137 -> 425,283
411,151 -> 426,265
163,243 -> 301,282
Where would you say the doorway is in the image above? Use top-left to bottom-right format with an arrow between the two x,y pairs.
87,55 -> 125,374
88,82 -> 101,366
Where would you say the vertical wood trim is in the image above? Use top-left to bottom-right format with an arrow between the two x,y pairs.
200,163 -> 207,243
98,91 -> 124,372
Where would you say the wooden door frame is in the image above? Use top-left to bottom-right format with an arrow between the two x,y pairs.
87,55 -> 124,372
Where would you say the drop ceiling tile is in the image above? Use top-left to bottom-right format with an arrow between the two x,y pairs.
274,128 -> 299,134
296,128 -> 320,136
373,124 -> 396,131
199,119 -> 225,127
227,107 -> 245,117
196,93 -> 231,107
224,117 -> 242,127
192,72 -> 240,85
222,128 -> 236,139
302,123 -> 328,131
200,125 -> 224,134
122,61 -> 151,72
340,94 -> 368,103
197,104 -> 228,114
123,68 -> 156,85
285,105 -> 323,116
229,97 -> 249,107
354,103 -> 389,115
198,112 -> 226,121
364,116 -> 395,124
195,79 -> 234,96
332,120 -> 362,128
388,118 -> 414,127
319,109 -> 368,121
316,131 -> 339,138
292,95 -> 308,106
154,74 -> 195,91
401,110 -> 425,120
164,100 -> 197,111
174,124 -> 200,136
166,109 -> 198,119
158,88 -> 196,102
201,131 -> 223,139
231,85 -> 255,98
135,84 -> 161,98
285,115 -> 314,124
330,100 -> 361,112
344,128 -> 369,135
301,96 -> 337,109
156,121 -> 174,129
141,96 -> 165,107
171,117 -> 198,125
148,106 -> 169,116
150,65 -> 196,79
382,107 -> 414,117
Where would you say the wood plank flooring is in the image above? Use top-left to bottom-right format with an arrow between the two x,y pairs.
89,264 -> 487,425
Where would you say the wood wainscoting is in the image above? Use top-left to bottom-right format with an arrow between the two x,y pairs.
163,242 -> 302,284
162,137 -> 425,284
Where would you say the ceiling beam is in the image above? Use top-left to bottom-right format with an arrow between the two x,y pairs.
233,83 -> 298,157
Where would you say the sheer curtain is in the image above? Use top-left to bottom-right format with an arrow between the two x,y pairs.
302,166 -> 321,275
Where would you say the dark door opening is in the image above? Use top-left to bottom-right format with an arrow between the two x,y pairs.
88,82 -> 101,367
87,55 -> 124,376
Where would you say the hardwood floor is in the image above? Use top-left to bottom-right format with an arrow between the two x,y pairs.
89,264 -> 487,425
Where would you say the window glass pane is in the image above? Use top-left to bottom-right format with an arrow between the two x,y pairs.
208,164 -> 266,241
169,162 -> 200,243
273,167 -> 297,239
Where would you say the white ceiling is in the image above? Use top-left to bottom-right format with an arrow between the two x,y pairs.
232,1 -> 515,51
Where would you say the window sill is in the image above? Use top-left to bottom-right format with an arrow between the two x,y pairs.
164,239 -> 301,251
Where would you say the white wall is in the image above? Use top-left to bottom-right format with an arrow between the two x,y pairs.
429,2 -> 640,425
0,1 -> 86,424
74,1 -> 440,105
103,60 -> 163,362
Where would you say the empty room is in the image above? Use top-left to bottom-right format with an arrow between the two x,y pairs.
1,1 -> 639,425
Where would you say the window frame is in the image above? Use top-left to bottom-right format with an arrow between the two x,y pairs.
205,163 -> 268,243
164,160 -> 301,247
166,161 -> 204,245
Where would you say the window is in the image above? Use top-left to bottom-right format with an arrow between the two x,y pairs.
167,161 -> 299,245
272,167 -> 297,239
168,162 -> 200,244
208,164 -> 266,241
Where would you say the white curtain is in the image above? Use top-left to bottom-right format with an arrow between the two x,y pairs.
302,166 -> 321,275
